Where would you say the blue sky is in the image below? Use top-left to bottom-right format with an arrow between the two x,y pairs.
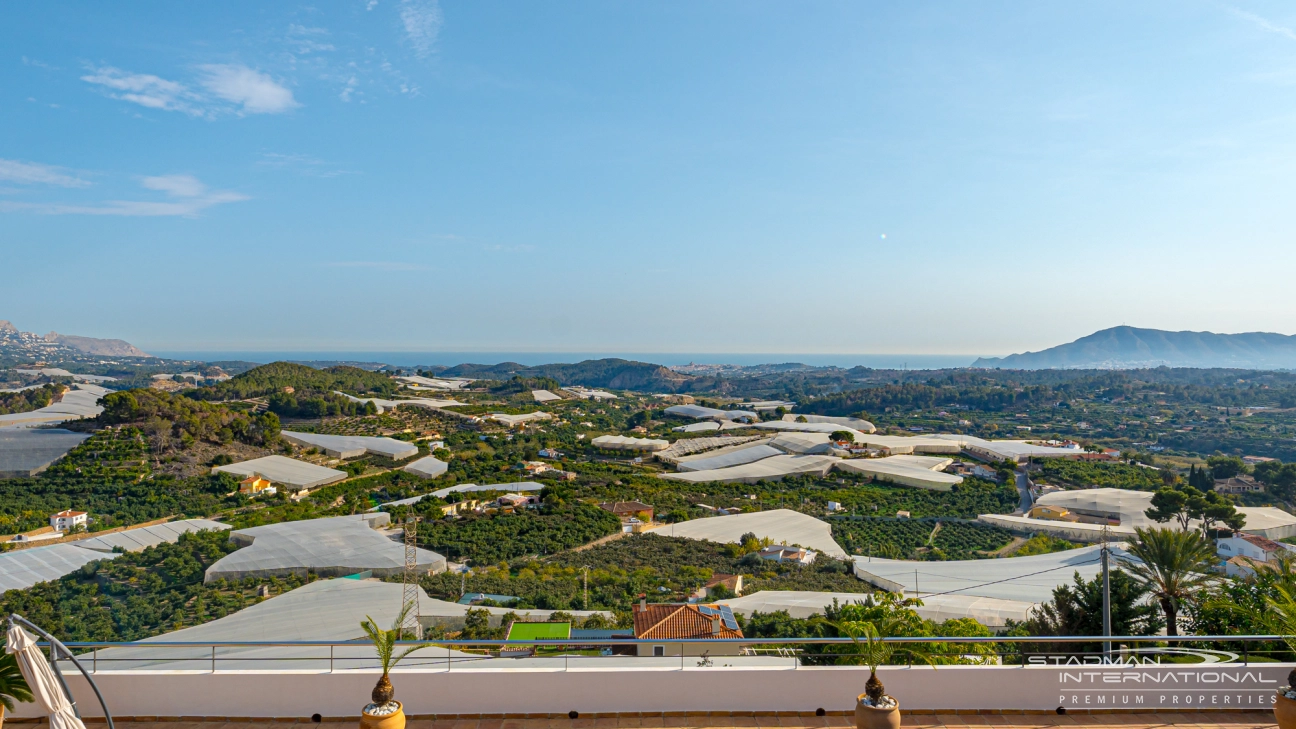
4,1 -> 1296,357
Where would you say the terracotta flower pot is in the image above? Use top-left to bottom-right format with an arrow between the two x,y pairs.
360,701 -> 405,729
1275,691 -> 1296,729
855,693 -> 900,729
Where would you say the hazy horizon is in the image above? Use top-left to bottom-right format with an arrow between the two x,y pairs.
149,350 -> 985,369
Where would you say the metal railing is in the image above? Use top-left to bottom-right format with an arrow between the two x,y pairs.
37,634 -> 1295,673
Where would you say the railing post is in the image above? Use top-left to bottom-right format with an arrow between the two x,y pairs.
211,645 -> 216,674
330,644 -> 334,673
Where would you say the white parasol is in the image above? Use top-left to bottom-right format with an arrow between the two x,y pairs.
5,625 -> 86,729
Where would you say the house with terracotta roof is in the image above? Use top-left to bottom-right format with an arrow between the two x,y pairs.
632,599 -> 743,657
1225,555 -> 1279,579
239,475 -> 274,495
690,574 -> 744,601
1214,475 -> 1263,495
1218,532 -> 1289,561
599,501 -> 655,522
49,509 -> 87,532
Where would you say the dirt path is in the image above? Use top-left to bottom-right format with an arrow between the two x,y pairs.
989,536 -> 1027,557
569,529 -> 630,552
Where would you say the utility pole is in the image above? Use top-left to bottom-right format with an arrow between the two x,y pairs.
582,566 -> 589,610
1101,525 -> 1112,661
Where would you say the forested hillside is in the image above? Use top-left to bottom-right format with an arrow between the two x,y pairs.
0,382 -> 65,415
190,362 -> 398,400
186,362 -> 395,418
441,358 -> 694,391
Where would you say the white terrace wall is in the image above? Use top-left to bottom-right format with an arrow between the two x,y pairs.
16,663 -> 1290,719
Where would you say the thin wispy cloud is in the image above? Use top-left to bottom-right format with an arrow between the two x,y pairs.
21,56 -> 58,70
1227,6 -> 1296,41
0,159 -> 90,188
81,64 -> 298,116
0,173 -> 247,217
81,66 -> 204,115
140,174 -> 209,197
286,25 -> 335,54
258,152 -> 356,178
400,0 -> 443,58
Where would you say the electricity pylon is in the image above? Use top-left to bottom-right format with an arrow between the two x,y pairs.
401,514 -> 422,639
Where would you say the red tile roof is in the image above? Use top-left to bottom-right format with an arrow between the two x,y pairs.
1238,532 -> 1285,553
633,603 -> 743,640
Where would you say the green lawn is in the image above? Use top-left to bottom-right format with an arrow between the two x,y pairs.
506,621 -> 571,640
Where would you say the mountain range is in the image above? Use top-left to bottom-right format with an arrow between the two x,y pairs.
973,326 -> 1296,370
0,320 -> 153,359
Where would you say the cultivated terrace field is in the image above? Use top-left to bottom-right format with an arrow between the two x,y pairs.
8,358 -> 1296,646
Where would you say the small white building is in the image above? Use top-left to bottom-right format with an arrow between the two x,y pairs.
50,510 -> 87,532
1218,532 -> 1289,562
758,544 -> 817,565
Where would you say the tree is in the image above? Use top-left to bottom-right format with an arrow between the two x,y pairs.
830,595 -> 936,704
1120,527 -> 1218,636
360,603 -> 427,707
1017,569 -> 1162,648
1186,465 -> 1213,490
1146,488 -> 1190,528
1207,456 -> 1247,481
830,430 -> 855,443
1199,495 -> 1246,535
1255,461 -> 1296,501
1144,485 -> 1243,534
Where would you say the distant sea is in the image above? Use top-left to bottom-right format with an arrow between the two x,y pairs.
152,351 -> 983,370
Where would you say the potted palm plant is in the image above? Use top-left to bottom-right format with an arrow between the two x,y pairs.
359,605 -> 424,729
1262,584 -> 1296,729
1,652 -> 34,729
835,617 -> 934,729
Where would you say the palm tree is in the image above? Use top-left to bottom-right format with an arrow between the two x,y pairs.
360,604 -> 425,709
1260,583 -> 1296,688
1,652 -> 34,723
1121,526 -> 1218,636
834,615 -> 935,706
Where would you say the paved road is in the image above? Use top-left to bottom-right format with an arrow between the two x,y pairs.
1016,470 -> 1033,512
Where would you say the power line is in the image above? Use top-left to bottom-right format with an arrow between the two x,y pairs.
911,557 -> 1102,599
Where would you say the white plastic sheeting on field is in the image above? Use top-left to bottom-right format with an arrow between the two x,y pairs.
834,455 -> 963,491
659,454 -> 839,484
676,444 -> 782,472
403,456 -> 449,479
852,544 -> 1125,603
204,513 -> 446,583
719,590 -> 1035,630
213,455 -> 347,489
281,431 -> 418,460
650,509 -> 847,559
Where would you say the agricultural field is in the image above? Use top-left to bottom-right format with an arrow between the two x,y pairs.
830,518 -> 1014,560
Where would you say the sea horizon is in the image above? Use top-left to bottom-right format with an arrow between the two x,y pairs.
151,351 -> 986,370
